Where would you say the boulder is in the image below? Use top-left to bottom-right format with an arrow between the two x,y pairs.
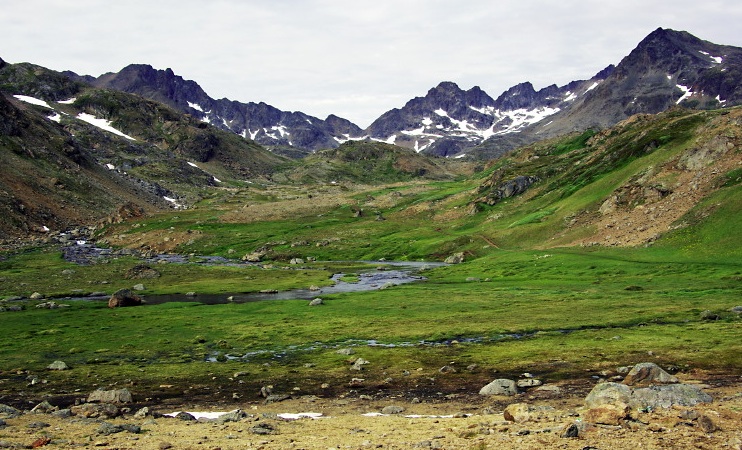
108,289 -> 143,308
585,382 -> 712,410
479,379 -> 518,396
623,362 -> 678,386
585,382 -> 632,409
132,283 -> 145,291
47,360 -> 69,370
308,298 -> 324,306
631,384 -> 712,409
444,252 -> 465,264
88,388 -> 133,404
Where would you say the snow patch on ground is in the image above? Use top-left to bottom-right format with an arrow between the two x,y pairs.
76,113 -> 136,140
48,113 -> 62,123
58,97 -> 76,104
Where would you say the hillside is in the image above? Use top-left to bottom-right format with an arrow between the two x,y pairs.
0,60 -> 289,239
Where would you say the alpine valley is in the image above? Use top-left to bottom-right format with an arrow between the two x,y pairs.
0,28 -> 741,449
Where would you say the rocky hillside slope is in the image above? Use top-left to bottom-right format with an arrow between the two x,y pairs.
0,59 -> 288,238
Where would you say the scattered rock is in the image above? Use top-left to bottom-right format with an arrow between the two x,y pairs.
70,403 -> 120,419
585,403 -> 630,425
132,283 -> 145,291
336,348 -> 355,355
290,258 -> 305,265
623,362 -> 679,385
503,403 -> 556,423
444,252 -> 465,264
217,409 -> 247,423
351,358 -> 370,371
174,412 -> 196,421
30,437 -> 51,448
308,298 -> 324,306
700,310 -> 721,320
731,306 -> 742,314
265,394 -> 291,404
381,405 -> 405,415
242,252 -> 263,262
35,301 -> 69,309
479,379 -> 518,396
133,407 -> 150,419
87,388 -> 133,404
698,414 -> 718,433
250,422 -> 277,435
30,401 -> 57,414
517,378 -> 543,388
108,289 -> 143,308
124,264 -> 160,279
439,365 -> 457,374
97,422 -> 141,435
0,404 -> 21,419
30,292 -> 44,300
46,360 -> 69,371
560,423 -> 580,438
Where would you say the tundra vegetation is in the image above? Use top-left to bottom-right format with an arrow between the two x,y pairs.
0,106 -> 740,404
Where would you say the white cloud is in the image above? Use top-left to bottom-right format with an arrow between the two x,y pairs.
2,0 -> 742,127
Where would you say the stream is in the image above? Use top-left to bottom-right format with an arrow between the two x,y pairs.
61,243 -> 445,304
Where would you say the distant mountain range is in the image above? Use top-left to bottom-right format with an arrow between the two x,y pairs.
64,27 -> 742,158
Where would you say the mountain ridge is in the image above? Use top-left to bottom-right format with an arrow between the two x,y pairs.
57,28 -> 742,159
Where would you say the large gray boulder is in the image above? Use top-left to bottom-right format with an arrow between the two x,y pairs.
87,388 -> 133,404
585,382 -> 712,410
631,384 -> 713,409
479,379 -> 518,396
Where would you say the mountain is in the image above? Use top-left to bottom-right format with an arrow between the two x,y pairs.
364,72 -> 612,157
71,64 -> 364,155
0,60 -> 288,238
474,28 -> 742,158
72,28 -> 742,160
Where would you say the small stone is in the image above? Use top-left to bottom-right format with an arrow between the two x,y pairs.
308,298 -> 324,306
47,360 -> 69,371
132,283 -> 145,291
560,423 -> 579,438
584,403 -> 630,425
517,378 -> 542,388
381,405 -> 405,415
30,292 -> 44,300
174,412 -> 196,421
698,415 -> 717,433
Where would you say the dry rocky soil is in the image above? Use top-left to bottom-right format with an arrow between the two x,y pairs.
1,370 -> 741,450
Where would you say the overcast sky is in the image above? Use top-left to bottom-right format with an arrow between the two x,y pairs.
3,1 -> 742,127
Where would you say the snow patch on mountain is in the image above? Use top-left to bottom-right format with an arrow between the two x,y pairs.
14,95 -> 53,109
187,101 -> 204,112
76,113 -> 136,140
